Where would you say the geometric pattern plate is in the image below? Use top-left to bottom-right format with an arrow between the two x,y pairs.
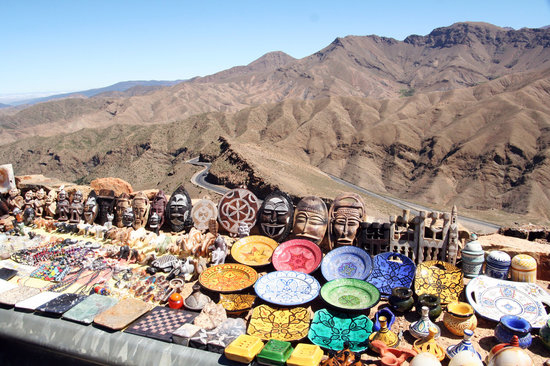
247,304 -> 310,341
415,260 -> 463,304
320,279 -> 380,311
217,188 -> 259,234
231,235 -> 278,266
254,270 -> 320,306
466,275 -> 550,328
125,306 -> 199,342
272,239 -> 323,274
199,263 -> 258,293
321,246 -> 373,281
365,252 -> 416,296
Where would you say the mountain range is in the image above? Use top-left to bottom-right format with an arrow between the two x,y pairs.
1,22 -> 549,225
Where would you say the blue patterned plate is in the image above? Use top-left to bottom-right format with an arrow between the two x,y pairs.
366,252 -> 416,296
254,270 -> 321,306
321,246 -> 373,281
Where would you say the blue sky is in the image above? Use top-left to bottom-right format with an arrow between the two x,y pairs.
1,0 -> 549,101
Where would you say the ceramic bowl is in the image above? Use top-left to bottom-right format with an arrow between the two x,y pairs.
320,278 -> 380,311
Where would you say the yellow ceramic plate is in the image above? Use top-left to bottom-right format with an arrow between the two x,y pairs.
414,260 -> 464,304
219,294 -> 257,312
231,235 -> 278,266
247,304 -> 311,342
199,263 -> 258,293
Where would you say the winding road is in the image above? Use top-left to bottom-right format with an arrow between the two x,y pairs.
187,157 -> 500,234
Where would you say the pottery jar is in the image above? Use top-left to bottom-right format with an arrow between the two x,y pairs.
443,302 -> 478,336
487,335 -> 534,366
511,254 -> 537,283
539,316 -> 550,350
446,329 -> 482,360
448,350 -> 483,366
485,251 -> 511,279
416,294 -> 442,320
495,315 -> 532,349
389,287 -> 414,313
461,234 -> 485,278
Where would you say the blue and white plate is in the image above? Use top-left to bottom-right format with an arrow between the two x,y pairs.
366,252 -> 416,296
321,246 -> 373,281
254,270 -> 321,306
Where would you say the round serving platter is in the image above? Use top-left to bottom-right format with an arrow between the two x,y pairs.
231,235 -> 278,266
254,270 -> 321,306
199,263 -> 258,293
271,239 -> 322,274
366,252 -> 416,296
320,278 -> 380,311
321,246 -> 373,281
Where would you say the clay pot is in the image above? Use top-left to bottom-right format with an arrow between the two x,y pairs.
443,302 -> 477,336
389,287 -> 414,313
495,315 -> 532,349
487,335 -> 534,366
416,294 -> 442,320
539,316 -> 550,350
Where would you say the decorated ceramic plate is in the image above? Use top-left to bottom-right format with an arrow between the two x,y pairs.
366,252 -> 416,296
415,260 -> 463,304
199,263 -> 258,293
308,308 -> 373,352
254,270 -> 321,306
247,304 -> 311,341
219,294 -> 257,313
231,235 -> 278,266
320,278 -> 380,311
272,239 -> 322,274
466,275 -> 550,328
321,246 -> 373,281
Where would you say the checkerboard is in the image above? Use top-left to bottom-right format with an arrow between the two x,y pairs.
125,306 -> 198,342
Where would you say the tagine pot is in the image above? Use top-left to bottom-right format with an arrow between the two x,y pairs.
495,315 -> 532,349
389,287 -> 414,313
443,302 -> 477,336
416,294 -> 442,320
539,316 -> 550,350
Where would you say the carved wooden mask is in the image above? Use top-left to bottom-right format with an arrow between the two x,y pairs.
166,186 -> 192,232
328,192 -> 365,249
132,192 -> 150,229
292,196 -> 328,245
258,191 -> 294,242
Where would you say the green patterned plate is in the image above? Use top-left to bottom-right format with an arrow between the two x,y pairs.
320,278 -> 380,311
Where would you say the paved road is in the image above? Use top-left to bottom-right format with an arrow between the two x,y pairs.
187,157 -> 229,195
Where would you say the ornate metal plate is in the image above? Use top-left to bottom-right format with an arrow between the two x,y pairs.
199,263 -> 258,293
415,260 -> 464,304
320,278 -> 380,311
217,188 -> 259,234
272,239 -> 323,274
366,252 -> 416,296
231,235 -> 278,266
247,304 -> 310,341
191,199 -> 217,231
254,270 -> 320,306
321,246 -> 373,281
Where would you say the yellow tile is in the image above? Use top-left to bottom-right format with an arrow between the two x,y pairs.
224,334 -> 264,363
286,343 -> 324,366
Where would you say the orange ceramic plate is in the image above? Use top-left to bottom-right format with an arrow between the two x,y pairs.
199,263 -> 258,293
231,235 -> 278,266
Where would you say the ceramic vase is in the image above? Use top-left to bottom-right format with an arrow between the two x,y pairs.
446,329 -> 482,359
443,302 -> 477,336
487,335 -> 534,366
389,287 -> 414,313
416,294 -> 442,320
461,234 -> 485,278
495,315 -> 532,349
485,251 -> 511,279
410,306 -> 441,339
539,316 -> 550,350
510,254 -> 537,283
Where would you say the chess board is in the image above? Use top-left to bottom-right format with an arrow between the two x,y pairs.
125,306 -> 199,342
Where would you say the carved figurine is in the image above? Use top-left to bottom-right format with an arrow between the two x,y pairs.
44,189 -> 57,219
210,235 -> 228,265
83,192 -> 99,224
132,192 -> 150,230
149,190 -> 167,229
23,207 -> 35,226
258,191 -> 294,242
237,222 -> 250,238
292,196 -> 328,245
56,188 -> 70,222
32,188 -> 46,218
122,207 -> 134,227
96,189 -> 116,225
6,187 -> 24,213
148,212 -> 160,234
69,190 -> 84,223
12,208 -> 25,236
328,192 -> 365,249
166,186 -> 192,232
114,193 -> 131,228
23,190 -> 35,211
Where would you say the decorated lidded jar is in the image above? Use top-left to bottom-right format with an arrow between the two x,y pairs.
461,233 -> 484,278
485,250 -> 511,279
443,302 -> 477,336
446,329 -> 482,359
487,335 -> 534,366
495,315 -> 532,349
511,254 -> 537,283
410,306 -> 441,339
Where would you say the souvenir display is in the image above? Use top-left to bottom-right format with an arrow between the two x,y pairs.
292,196 -> 328,245
485,250 -> 511,279
33,188 -> 46,217
35,293 -> 87,316
131,191 -> 150,230
461,234 -> 484,278
254,270 -> 320,306
389,287 -> 414,313
199,263 -> 258,293
62,294 -> 119,324
231,235 -> 278,266
446,329 -> 482,359
373,307 -> 396,332
125,306 -> 198,342
15,291 -> 62,311
413,327 -> 445,361
443,302 -> 477,336
369,316 -> 399,349
414,260 -> 463,304
83,192 -> 99,225
224,334 -> 264,364
465,275 -> 550,328
0,285 -> 41,306
149,190 -> 167,228
94,297 -> 151,330
495,315 -> 532,348
416,294 -> 442,320
511,254 -> 537,283
257,339 -> 294,366
486,336 -> 534,366
219,293 -> 256,314
328,192 -> 365,249
56,189 -> 70,221
247,304 -> 310,342
96,189 -> 115,225
321,246 -> 373,281
166,186 -> 192,232
320,278 -> 380,311
308,308 -> 373,352
217,188 -> 259,234
114,193 -> 131,228
286,344 -> 324,366
366,252 -> 416,296
410,306 -> 441,339
258,191 -> 294,242
190,198 -> 217,231
271,239 -> 322,274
